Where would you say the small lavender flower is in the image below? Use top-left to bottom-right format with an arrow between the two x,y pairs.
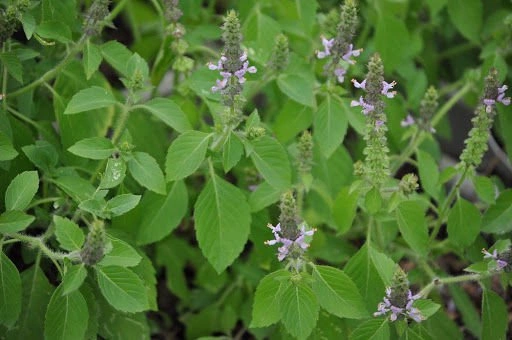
350,96 -> 374,115
351,79 -> 397,98
482,248 -> 511,271
342,43 -> 362,64
264,223 -> 316,262
208,53 -> 257,92
316,36 -> 334,59
483,85 -> 511,113
401,114 -> 415,127
334,68 -> 347,83
374,288 -> 423,322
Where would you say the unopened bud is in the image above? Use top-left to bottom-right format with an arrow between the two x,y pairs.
80,220 -> 106,266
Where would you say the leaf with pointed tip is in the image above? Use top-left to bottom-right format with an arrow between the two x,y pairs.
127,152 -> 166,195
165,131 -> 211,181
98,237 -> 142,268
0,211 -> 34,233
447,198 -> 481,247
5,171 -> 39,211
64,86 -> 117,114
314,95 -> 348,158
61,265 -> 87,295
249,136 -> 292,190
135,98 -> 192,133
68,137 -> 115,160
395,200 -> 429,257
54,216 -> 85,251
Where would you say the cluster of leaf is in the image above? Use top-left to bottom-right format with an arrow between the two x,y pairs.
0,0 -> 512,339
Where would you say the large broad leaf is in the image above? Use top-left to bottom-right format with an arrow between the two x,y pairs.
0,211 -> 34,233
447,0 -> 482,43
280,278 -> 319,340
395,200 -> 429,257
5,171 -> 39,211
277,73 -> 316,108
344,243 -> 396,312
137,181 -> 188,245
481,289 -> 507,340
251,269 -> 292,328
134,98 -> 192,133
44,284 -> 89,340
249,136 -> 292,191
314,95 -> 348,158
68,137 -> 115,160
311,265 -> 368,319
64,86 -> 117,114
0,253 -> 21,327
95,266 -> 149,313
127,152 -> 166,195
165,131 -> 211,181
194,174 -> 251,273
447,198 -> 481,247
349,318 -> 390,340
54,216 -> 85,251
482,189 -> 512,234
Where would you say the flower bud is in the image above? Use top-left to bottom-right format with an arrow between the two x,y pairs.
246,126 -> 266,140
267,34 -> 289,73
163,0 -> 183,23
80,220 -> 107,266
279,191 -> 300,240
399,173 -> 419,195
83,0 -> 110,37
297,131 -> 313,175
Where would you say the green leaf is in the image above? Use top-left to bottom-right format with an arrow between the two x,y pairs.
68,137 -> 115,160
473,176 -> 496,204
414,299 -> 441,320
222,132 -> 244,172
21,141 -> 58,172
194,174 -> 251,273
61,265 -> 87,295
417,150 -> 440,200
447,0 -> 482,43
448,285 -> 481,337
101,40 -> 133,76
127,152 -> 166,195
481,289 -> 507,340
248,181 -> 281,212
165,131 -> 211,181
83,40 -> 103,80
98,237 -> 142,267
251,269 -> 292,328
314,95 -> 348,157
135,98 -> 192,133
365,187 -> 382,215
53,216 -> 85,251
21,12 -> 36,39
482,189 -> 512,234
0,211 -> 34,233
242,10 -> 280,63
311,265 -> 368,319
107,194 -> 141,217
447,198 -> 481,247
44,284 -> 88,340
332,186 -> 359,234
96,266 -> 149,313
277,73 -> 316,108
0,132 -> 18,161
5,171 -> 39,211
349,318 -> 390,340
0,52 -> 23,83
53,174 -> 96,204
0,252 -> 21,327
64,86 -> 117,114
280,278 -> 319,340
250,136 -> 292,190
375,12 -> 410,72
137,181 -> 188,245
36,21 -> 72,43
99,158 -> 127,189
395,200 -> 429,257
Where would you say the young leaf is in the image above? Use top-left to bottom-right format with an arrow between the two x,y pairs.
223,132 -> 244,172
44,284 -> 89,340
395,200 -> 429,257
95,266 -> 149,313
64,86 -> 117,114
107,194 -> 141,216
0,252 -> 22,327
364,187 -> 382,215
99,158 -> 126,189
68,137 -> 115,160
481,289 -> 507,340
61,264 -> 87,295
280,279 -> 319,340
311,265 -> 368,319
251,269 -> 292,328
54,216 -> 85,251
127,152 -> 166,195
83,40 -> 103,80
5,171 -> 39,211
277,73 -> 316,108
314,94 -> 348,158
447,198 -> 481,247
165,131 -> 211,181
98,237 -> 142,267
482,189 -> 512,234
194,174 -> 251,273
134,98 -> 192,133
349,318 -> 390,340
137,181 -> 188,245
249,136 -> 292,190
0,211 -> 35,233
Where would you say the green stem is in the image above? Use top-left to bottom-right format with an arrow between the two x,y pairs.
419,271 -> 494,298
27,197 -> 61,209
6,105 -> 39,128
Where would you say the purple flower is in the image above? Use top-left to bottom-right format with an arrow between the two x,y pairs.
211,77 -> 228,92
484,84 -> 511,113
264,223 -> 316,262
351,78 -> 366,90
374,289 -> 424,323
482,248 -> 509,271
342,44 -> 362,64
375,120 -> 384,130
350,96 -> 374,115
316,36 -> 334,59
234,61 -> 257,84
381,81 -> 397,98
208,52 -> 257,93
334,68 -> 346,83
401,114 -> 415,127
